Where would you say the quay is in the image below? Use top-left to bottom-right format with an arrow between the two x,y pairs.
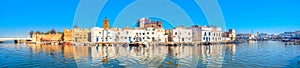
22,40 -> 235,47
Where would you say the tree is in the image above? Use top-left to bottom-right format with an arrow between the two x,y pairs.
50,29 -> 56,34
29,31 -> 34,37
35,31 -> 40,34
41,32 -> 45,35
57,31 -> 63,34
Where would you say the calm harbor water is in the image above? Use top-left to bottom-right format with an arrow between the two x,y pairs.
0,41 -> 300,68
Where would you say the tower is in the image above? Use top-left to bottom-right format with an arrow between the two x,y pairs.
103,17 -> 109,30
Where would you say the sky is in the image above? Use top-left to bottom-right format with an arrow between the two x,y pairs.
0,0 -> 300,38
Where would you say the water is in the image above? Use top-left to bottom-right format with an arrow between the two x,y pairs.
0,41 -> 300,68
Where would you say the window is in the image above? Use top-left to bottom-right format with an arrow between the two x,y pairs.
204,32 -> 206,36
209,32 -> 211,36
152,32 -> 154,34
152,37 -> 155,41
126,31 -> 129,34
175,32 -> 178,35
143,33 -> 145,35
147,32 -> 149,35
203,37 -> 205,40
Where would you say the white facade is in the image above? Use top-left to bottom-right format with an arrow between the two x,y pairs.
192,26 -> 212,43
210,26 -> 224,43
91,27 -> 104,42
91,25 -> 229,44
171,27 -> 192,43
92,27 -> 168,43
117,28 -> 168,43
200,27 -> 212,43
91,27 -> 118,43
103,30 -> 116,42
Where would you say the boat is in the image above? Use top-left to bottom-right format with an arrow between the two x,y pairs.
203,42 -> 211,45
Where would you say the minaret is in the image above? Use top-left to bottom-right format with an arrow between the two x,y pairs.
103,17 -> 109,30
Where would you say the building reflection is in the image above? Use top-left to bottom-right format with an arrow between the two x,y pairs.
27,44 -> 236,68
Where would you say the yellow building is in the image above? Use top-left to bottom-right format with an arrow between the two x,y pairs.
73,28 -> 91,43
32,33 -> 62,42
64,29 -> 73,43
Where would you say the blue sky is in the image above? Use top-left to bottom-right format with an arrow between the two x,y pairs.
0,0 -> 299,38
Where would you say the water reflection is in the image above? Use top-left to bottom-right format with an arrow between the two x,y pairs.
2,41 -> 300,68
26,44 -> 237,68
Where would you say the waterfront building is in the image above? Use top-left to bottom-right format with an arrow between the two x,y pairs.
64,29 -> 73,43
91,27 -> 104,42
115,27 -> 132,43
191,25 -> 211,43
117,27 -> 167,43
32,33 -> 63,43
143,28 -> 168,43
236,34 -> 255,40
268,34 -> 276,40
32,32 -> 41,42
169,26 -> 192,43
283,32 -> 297,38
228,29 -> 236,41
191,25 -> 233,43
210,26 -> 224,43
73,28 -> 91,43
102,28 -> 118,42
137,18 -> 162,29
91,26 -> 168,43
258,33 -> 268,40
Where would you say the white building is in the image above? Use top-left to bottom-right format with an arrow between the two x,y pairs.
91,27 -> 104,42
91,27 -> 118,43
200,26 -> 212,43
210,26 -> 224,43
119,27 -> 168,43
192,25 -> 227,43
169,26 -> 192,43
191,26 -> 212,43
91,27 -> 168,44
